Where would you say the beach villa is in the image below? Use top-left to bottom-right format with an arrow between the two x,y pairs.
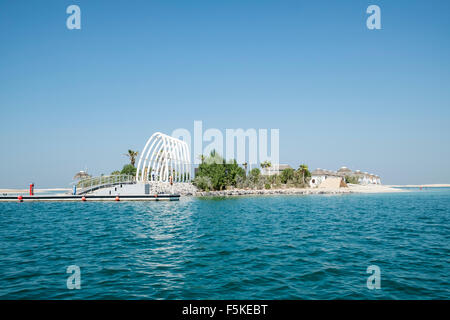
309,169 -> 341,187
352,170 -> 381,185
310,166 -> 382,188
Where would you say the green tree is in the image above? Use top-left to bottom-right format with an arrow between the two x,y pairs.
345,175 -> 359,184
124,149 -> 139,167
268,174 -> 279,185
195,150 -> 246,190
111,170 -> 121,175
195,150 -> 227,190
121,164 -> 137,176
280,168 -> 295,184
225,159 -> 246,187
297,164 -> 311,184
260,161 -> 272,169
248,168 -> 261,187
249,168 -> 261,179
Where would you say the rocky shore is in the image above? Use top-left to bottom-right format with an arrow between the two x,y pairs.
125,182 -> 406,197
193,188 -> 350,197
191,184 -> 405,197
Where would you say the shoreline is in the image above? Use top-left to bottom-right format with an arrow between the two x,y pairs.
2,183 -> 448,198
387,184 -> 450,188
192,184 -> 406,197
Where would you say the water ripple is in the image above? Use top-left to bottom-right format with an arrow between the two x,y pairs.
0,189 -> 449,299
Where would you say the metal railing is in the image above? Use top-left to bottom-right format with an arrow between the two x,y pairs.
75,174 -> 135,194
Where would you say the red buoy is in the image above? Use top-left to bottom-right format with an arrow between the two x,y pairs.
81,196 -> 86,201
115,196 -> 120,201
18,195 -> 23,202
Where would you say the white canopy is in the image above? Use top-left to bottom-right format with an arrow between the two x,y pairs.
135,132 -> 191,182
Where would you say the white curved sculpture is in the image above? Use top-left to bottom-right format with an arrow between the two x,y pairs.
136,132 -> 191,183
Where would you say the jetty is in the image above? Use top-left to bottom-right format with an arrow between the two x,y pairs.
0,132 -> 193,202
0,194 -> 180,202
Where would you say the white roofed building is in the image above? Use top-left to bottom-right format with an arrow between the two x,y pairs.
310,166 -> 381,187
310,168 -> 342,188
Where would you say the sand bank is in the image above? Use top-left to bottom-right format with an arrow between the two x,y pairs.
388,184 -> 450,188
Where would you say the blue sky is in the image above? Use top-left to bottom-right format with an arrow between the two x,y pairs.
1,0 -> 449,187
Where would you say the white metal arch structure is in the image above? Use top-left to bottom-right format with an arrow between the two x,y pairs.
136,132 -> 191,183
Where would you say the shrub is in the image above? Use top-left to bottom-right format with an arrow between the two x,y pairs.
345,175 -> 359,184
249,168 -> 261,179
193,176 -> 213,191
121,164 -> 137,176
195,151 -> 245,190
280,168 -> 295,184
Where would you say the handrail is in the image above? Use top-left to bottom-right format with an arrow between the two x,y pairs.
75,175 -> 135,194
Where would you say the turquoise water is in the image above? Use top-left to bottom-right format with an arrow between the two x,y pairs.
0,188 -> 449,299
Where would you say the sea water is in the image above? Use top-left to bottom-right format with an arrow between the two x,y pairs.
0,188 -> 448,299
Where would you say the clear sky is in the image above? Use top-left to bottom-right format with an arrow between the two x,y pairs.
1,0 -> 449,187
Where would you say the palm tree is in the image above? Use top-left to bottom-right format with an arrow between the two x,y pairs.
260,161 -> 272,169
124,149 -> 139,167
243,162 -> 248,174
298,164 -> 309,184
260,161 -> 272,174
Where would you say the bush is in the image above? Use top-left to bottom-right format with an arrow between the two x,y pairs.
345,175 -> 359,184
249,168 -> 261,179
195,151 -> 245,190
280,168 -> 295,184
121,164 -> 137,176
194,154 -> 313,191
193,176 -> 213,191
235,175 -> 247,189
